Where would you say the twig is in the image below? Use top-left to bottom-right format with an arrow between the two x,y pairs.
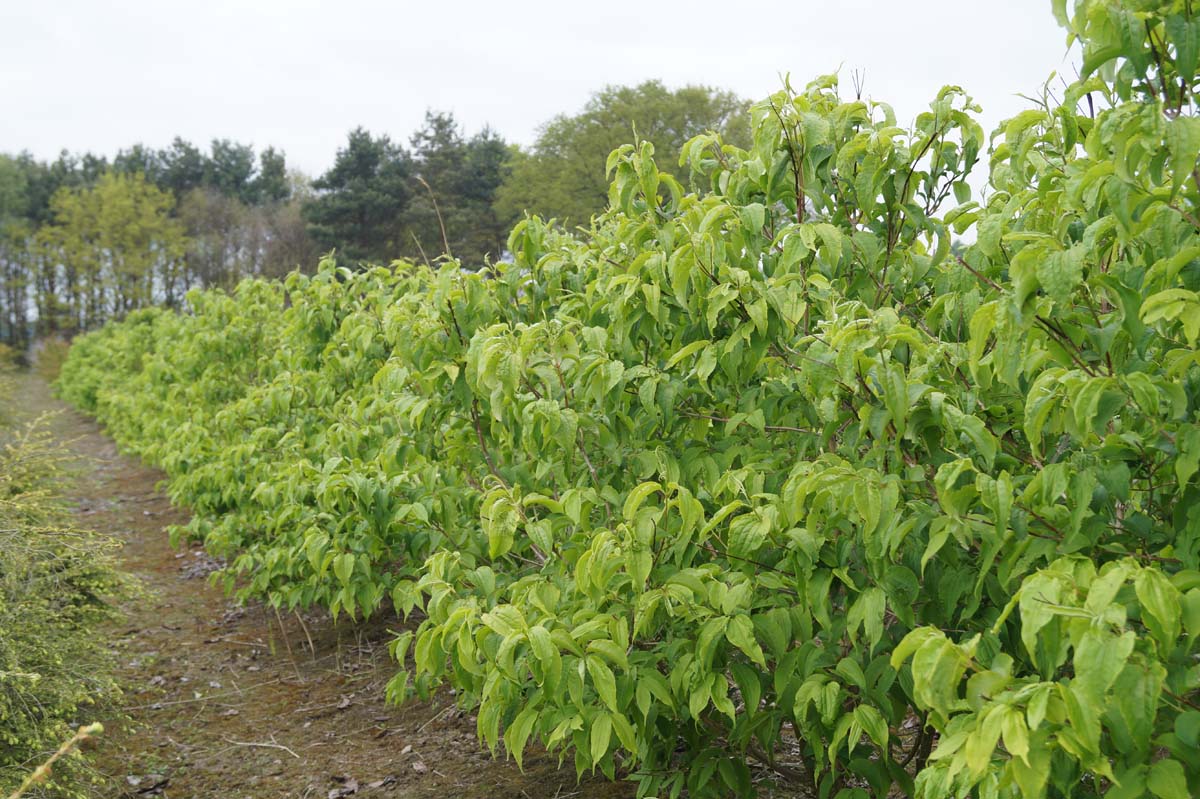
416,703 -> 456,733
204,637 -> 268,649
6,723 -> 102,799
122,677 -> 283,710
680,409 -> 816,434
273,605 -> 304,682
409,232 -> 433,269
416,175 -> 452,258
294,610 -> 317,657
471,400 -> 502,482
222,736 -> 300,759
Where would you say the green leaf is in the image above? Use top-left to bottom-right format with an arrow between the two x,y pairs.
1168,116 -> 1200,199
1035,247 -> 1083,306
753,608 -> 791,659
1073,629 -> 1134,700
622,481 -> 662,522
853,704 -> 889,749
505,705 -> 539,770
664,340 -> 709,370
526,519 -> 554,554
847,587 -> 886,650
728,510 -> 771,557
589,712 -> 612,767
610,710 -> 637,753
964,705 -> 1003,776
901,630 -> 970,720
1175,710 -> 1200,748
1142,289 -> 1200,346
333,552 -> 355,586
1000,706 -> 1030,765
725,614 -> 766,667
1136,569 -> 1182,650
1169,15 -> 1200,85
1148,758 -> 1189,799
587,656 -> 619,712
528,626 -> 561,690
688,675 -> 712,719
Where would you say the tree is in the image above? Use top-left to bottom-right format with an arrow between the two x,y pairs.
206,139 -> 257,204
302,128 -> 411,265
403,112 -> 511,266
39,172 -> 187,329
159,137 -> 207,200
453,127 -> 511,264
253,146 -> 290,205
113,144 -> 162,184
0,156 -> 31,346
178,187 -> 260,290
0,140 -> 306,343
495,80 -> 750,225
260,193 -> 322,279
15,151 -> 107,226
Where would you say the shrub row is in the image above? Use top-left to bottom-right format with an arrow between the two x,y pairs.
57,3 -> 1200,795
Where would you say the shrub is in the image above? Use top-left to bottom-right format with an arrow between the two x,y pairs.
0,382 -> 130,797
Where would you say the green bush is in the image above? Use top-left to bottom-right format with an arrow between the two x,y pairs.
55,2 -> 1200,796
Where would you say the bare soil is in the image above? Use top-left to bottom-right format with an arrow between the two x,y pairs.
12,374 -> 635,799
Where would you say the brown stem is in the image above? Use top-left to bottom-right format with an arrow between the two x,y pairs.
471,399 -> 502,483
416,175 -> 452,258
768,98 -> 806,224
680,409 -> 817,435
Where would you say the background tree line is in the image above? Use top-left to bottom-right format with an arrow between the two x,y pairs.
0,80 -> 749,347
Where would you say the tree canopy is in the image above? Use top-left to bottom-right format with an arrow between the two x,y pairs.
38,172 -> 188,327
0,80 -> 757,344
404,112 -> 511,265
302,128 -> 412,265
495,80 -> 750,225
303,115 -> 512,267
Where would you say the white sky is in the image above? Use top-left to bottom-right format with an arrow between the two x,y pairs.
1,1 -> 1076,177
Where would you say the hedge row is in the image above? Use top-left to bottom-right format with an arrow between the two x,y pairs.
57,3 -> 1200,796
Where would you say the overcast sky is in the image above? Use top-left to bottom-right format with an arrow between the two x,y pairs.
1,1 -> 1076,177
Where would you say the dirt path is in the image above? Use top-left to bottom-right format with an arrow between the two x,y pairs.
12,375 -> 633,799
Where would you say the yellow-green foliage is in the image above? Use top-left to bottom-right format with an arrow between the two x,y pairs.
0,346 -> 20,370
37,173 -> 188,329
0,401 -> 129,797
5,724 -> 103,799
52,4 -> 1200,797
33,338 -> 71,384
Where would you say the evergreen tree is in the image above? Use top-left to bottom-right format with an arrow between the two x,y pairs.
302,128 -> 411,265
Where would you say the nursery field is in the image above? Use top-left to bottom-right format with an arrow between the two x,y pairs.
9,1 -> 1200,797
